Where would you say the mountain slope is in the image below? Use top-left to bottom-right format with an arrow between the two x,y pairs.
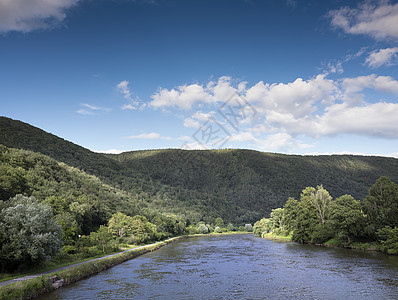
1,116 -> 398,224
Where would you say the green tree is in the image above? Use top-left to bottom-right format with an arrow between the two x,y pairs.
282,197 -> 299,233
376,226 -> 398,254
330,195 -> 367,244
0,165 -> 28,200
309,185 -> 331,224
270,208 -> 285,232
253,218 -> 271,237
108,212 -> 134,238
197,223 -> 209,234
363,176 -> 398,231
55,211 -> 80,245
89,225 -> 113,253
0,195 -> 62,271
292,187 -> 319,243
215,217 -> 224,228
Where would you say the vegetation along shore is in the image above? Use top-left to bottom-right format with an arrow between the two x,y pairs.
253,177 -> 398,254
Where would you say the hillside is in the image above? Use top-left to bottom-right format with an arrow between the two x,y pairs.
1,116 -> 398,225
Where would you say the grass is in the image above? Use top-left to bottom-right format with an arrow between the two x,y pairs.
0,248 -> 134,283
261,232 -> 292,241
324,237 -> 341,246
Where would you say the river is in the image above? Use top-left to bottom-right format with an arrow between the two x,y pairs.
39,234 -> 398,299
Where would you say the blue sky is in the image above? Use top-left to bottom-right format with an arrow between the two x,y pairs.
1,0 -> 398,157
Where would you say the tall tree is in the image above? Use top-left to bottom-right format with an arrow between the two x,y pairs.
0,195 -> 62,271
330,195 -> 367,244
363,176 -> 398,230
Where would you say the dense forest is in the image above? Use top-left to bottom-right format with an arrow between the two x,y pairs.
2,116 -> 398,224
1,116 -> 398,270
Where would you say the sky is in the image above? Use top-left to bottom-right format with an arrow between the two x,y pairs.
1,0 -> 398,157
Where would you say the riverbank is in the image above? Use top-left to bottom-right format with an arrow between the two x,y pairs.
0,236 -> 183,300
260,232 -> 292,242
259,233 -> 383,252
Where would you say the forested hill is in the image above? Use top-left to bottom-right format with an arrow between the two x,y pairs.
1,116 -> 398,225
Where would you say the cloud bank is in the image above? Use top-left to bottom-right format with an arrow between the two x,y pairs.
148,73 -> 398,151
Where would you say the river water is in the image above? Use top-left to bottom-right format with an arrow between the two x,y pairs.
39,234 -> 398,299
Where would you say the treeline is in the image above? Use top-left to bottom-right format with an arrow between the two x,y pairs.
253,176 -> 398,254
2,116 -> 398,225
0,193 -> 245,272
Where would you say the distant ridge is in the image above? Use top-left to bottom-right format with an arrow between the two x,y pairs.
1,116 -> 398,223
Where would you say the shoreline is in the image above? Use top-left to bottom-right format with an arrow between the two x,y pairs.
0,236 -> 182,300
0,232 -> 250,300
259,233 -> 383,253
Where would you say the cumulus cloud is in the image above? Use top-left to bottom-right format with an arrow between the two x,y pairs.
365,47 -> 398,68
318,102 -> 398,138
149,73 -> 398,151
245,74 -> 338,118
0,0 -> 79,33
124,132 -> 171,140
341,74 -> 398,94
76,103 -> 111,115
150,76 -> 240,110
329,1 -> 398,41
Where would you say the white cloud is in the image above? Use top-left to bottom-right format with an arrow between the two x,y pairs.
93,149 -> 124,154
256,133 -> 313,152
150,77 -> 242,110
183,118 -> 200,128
319,102 -> 398,138
151,83 -> 214,110
150,73 -> 398,151
341,74 -> 398,94
0,0 -> 79,34
365,47 -> 398,68
117,80 -> 140,110
303,151 -> 398,159
329,1 -> 398,41
124,132 -> 171,140
326,61 -> 344,74
246,74 -> 338,118
76,103 -> 111,115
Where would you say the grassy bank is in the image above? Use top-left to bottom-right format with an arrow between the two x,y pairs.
259,233 -> 383,253
0,250 -> 127,283
0,237 -> 181,300
260,232 -> 292,242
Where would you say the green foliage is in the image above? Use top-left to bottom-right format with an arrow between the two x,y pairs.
0,195 -> 62,271
215,217 -> 224,228
108,212 -> 134,238
197,223 -> 209,234
363,176 -> 398,231
89,225 -> 115,253
253,218 -> 271,237
256,178 -> 398,254
244,224 -> 253,232
2,117 -> 398,227
376,226 -> 398,254
329,195 -> 367,244
310,222 -> 334,244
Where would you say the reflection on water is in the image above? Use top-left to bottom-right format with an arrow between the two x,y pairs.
39,235 -> 398,299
